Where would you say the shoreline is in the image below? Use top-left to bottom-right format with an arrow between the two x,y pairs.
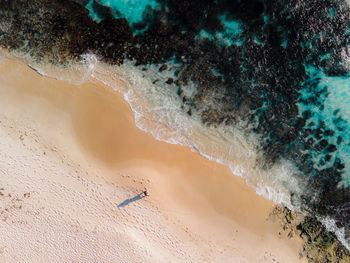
0,57 -> 306,262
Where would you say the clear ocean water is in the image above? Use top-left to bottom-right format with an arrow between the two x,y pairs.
299,65 -> 350,185
86,0 -> 159,33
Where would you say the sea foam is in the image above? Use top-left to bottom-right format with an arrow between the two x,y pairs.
4,49 -> 299,208
72,54 -> 304,208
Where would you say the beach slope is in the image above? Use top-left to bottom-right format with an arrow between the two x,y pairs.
0,57 -> 306,262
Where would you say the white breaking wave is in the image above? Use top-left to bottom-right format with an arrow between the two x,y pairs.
321,217 -> 350,251
2,49 -> 302,207
81,53 -> 303,208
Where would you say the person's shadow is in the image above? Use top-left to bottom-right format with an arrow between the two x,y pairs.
117,192 -> 146,208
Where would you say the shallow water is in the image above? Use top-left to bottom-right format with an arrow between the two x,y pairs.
196,14 -> 244,47
298,65 -> 350,185
86,0 -> 159,33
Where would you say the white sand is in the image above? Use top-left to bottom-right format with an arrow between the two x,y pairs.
0,57 -> 307,262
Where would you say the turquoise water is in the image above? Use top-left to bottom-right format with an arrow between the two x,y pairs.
196,14 -> 244,46
219,14 -> 243,37
86,0 -> 159,33
254,35 -> 263,45
298,65 -> 350,185
329,8 -> 336,19
86,2 -> 245,45
281,40 -> 288,48
86,0 -> 102,22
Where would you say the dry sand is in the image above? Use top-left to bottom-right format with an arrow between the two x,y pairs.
0,57 -> 307,262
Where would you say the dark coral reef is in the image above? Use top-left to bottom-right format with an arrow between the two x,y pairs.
0,0 -> 132,64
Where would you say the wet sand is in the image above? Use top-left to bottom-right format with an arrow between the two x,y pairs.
0,57 -> 306,262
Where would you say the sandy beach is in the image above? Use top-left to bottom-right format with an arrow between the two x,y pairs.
0,57 -> 307,262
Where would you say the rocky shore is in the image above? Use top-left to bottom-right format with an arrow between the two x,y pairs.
272,206 -> 350,263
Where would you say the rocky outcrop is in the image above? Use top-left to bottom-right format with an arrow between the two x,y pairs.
0,0 -> 132,65
72,0 -> 89,6
272,206 -> 350,263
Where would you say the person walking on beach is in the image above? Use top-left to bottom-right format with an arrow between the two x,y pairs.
143,188 -> 149,197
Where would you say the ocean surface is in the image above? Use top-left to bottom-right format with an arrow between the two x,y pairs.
0,0 -> 349,250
